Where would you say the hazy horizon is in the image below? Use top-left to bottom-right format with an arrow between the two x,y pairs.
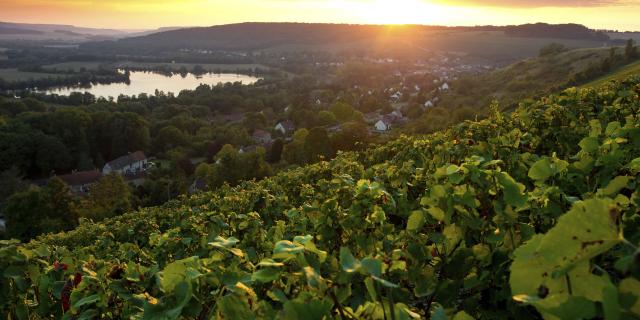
2,0 -> 640,31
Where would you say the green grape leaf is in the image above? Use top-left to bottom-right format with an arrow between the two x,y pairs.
627,157 -> 640,173
528,158 -> 555,181
496,172 -> 527,207
510,199 -> 622,316
282,298 -> 332,320
579,137 -> 600,153
602,278 -> 621,320
218,294 -> 255,320
407,210 -> 425,231
340,247 -> 359,273
252,268 -> 281,283
619,278 -> 640,315
361,258 -> 382,277
598,176 -> 631,197
452,311 -> 475,320
72,294 -> 101,309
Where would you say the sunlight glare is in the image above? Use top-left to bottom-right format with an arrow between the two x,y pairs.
357,0 -> 443,25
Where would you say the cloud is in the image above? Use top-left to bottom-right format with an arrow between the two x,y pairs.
431,0 -> 628,8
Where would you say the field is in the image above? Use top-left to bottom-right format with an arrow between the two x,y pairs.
0,68 -> 68,82
114,61 -> 271,72
41,61 -> 105,72
580,60 -> 640,88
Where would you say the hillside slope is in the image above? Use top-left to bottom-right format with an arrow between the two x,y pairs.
581,60 -> 640,88
438,47 -> 614,110
1,78 -> 640,318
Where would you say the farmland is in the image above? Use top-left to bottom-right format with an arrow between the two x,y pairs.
0,68 -> 69,82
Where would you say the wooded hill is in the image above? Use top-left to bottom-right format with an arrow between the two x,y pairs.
81,23 -> 613,58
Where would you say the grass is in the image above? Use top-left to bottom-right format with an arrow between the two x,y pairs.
0,68 -> 69,82
580,60 -> 640,88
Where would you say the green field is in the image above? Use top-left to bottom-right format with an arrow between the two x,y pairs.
0,68 -> 68,82
114,61 -> 270,72
580,60 -> 640,88
42,61 -> 105,72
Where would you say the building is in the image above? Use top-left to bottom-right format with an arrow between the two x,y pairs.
274,120 -> 295,135
440,83 -> 450,91
103,151 -> 148,175
56,170 -> 103,194
424,100 -> 434,108
374,119 -> 392,132
252,129 -> 272,144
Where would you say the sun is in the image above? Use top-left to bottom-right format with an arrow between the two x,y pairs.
358,0 -> 440,25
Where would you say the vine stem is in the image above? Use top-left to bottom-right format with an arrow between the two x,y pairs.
621,238 -> 638,251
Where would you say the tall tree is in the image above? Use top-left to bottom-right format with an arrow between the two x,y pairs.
79,174 -> 132,221
4,178 -> 78,241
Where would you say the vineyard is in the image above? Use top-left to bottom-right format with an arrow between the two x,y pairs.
2,77 -> 640,319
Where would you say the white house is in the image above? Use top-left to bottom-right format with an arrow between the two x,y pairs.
424,100 -> 434,108
440,83 -> 450,91
374,119 -> 392,131
275,120 -> 295,135
103,151 -> 148,175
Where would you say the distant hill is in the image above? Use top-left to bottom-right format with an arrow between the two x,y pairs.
80,22 -> 612,60
503,23 -> 609,42
0,21 -> 127,36
0,21 -> 151,42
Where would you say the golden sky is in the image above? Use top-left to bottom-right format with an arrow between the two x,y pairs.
1,0 -> 639,31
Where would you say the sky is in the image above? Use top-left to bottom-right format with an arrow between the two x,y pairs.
1,0 -> 639,31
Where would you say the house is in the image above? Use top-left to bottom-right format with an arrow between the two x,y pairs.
275,120 -> 295,135
440,83 -> 450,91
374,118 -> 392,132
103,151 -> 148,175
424,100 -> 434,108
252,130 -> 272,144
57,170 -> 103,194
